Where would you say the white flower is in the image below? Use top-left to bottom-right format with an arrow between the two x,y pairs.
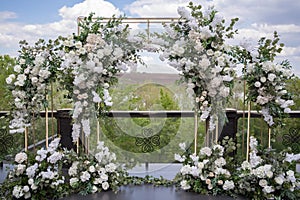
70,177 -> 79,187
259,179 -> 268,187
199,57 -> 211,69
39,69 -> 51,79
26,163 -> 38,178
180,180 -> 191,190
15,152 -> 27,164
179,142 -> 186,150
89,165 -> 96,173
28,178 -> 34,185
189,153 -> 199,163
80,171 -> 91,182
81,118 -> 91,137
40,169 -> 56,180
260,76 -> 267,83
174,153 -> 185,162
13,185 -> 24,198
268,73 -> 276,82
36,148 -> 47,162
15,164 -> 26,176
177,6 -> 191,19
241,161 -> 251,170
14,65 -> 22,73
285,153 -> 300,162
197,162 -> 205,170
6,74 -> 15,84
180,165 -> 191,175
47,152 -> 63,164
214,157 -> 226,167
254,81 -> 261,88
275,176 -> 284,185
92,186 -> 98,193
14,74 -> 27,86
262,185 -> 274,194
200,147 -> 212,157
102,182 -> 110,190
23,185 -> 30,193
100,173 -> 108,182
223,180 -> 235,190
105,163 -> 117,172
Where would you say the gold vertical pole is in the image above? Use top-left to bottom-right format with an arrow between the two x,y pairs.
215,116 -> 219,144
86,137 -> 89,155
242,80 -> 246,155
51,82 -> 55,138
77,139 -> 79,154
97,120 -> 100,143
24,127 -> 28,152
45,107 -> 49,149
268,127 -> 271,149
32,113 -> 36,152
246,103 -> 251,162
194,111 -> 198,154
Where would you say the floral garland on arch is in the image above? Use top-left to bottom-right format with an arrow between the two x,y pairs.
6,39 -> 63,133
239,32 -> 294,127
156,2 -> 238,133
60,14 -> 144,142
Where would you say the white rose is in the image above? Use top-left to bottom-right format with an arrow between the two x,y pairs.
268,73 -> 276,82
14,65 -> 22,73
102,182 -> 110,190
180,180 -> 191,190
89,165 -> 96,173
254,81 -> 261,88
23,185 -> 30,193
260,76 -> 267,83
275,176 -> 284,185
259,179 -> 268,187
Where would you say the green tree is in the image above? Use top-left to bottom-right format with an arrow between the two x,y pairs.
0,55 -> 15,110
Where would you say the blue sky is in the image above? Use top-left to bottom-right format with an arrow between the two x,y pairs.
1,0 -> 300,75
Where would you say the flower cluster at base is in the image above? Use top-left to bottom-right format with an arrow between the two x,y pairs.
235,136 -> 300,200
174,138 -> 237,196
1,138 -> 65,199
174,136 -> 300,199
65,141 -> 127,195
156,2 -> 238,132
0,139 -> 128,199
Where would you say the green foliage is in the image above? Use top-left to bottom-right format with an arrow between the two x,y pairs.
0,55 -> 15,110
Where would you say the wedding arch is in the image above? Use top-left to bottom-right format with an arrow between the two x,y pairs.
2,2 -> 298,200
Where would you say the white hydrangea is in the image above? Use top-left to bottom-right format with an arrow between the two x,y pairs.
15,152 -> 28,164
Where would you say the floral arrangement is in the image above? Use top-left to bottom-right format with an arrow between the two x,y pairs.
0,139 -> 130,199
235,136 -> 300,199
60,14 -> 144,142
156,2 -> 238,131
240,32 -> 294,127
64,141 -> 127,195
6,39 -> 63,133
174,137 -> 237,196
0,138 -> 66,199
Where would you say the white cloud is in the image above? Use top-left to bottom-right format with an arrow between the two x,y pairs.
0,0 -> 122,56
0,11 -> 17,21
